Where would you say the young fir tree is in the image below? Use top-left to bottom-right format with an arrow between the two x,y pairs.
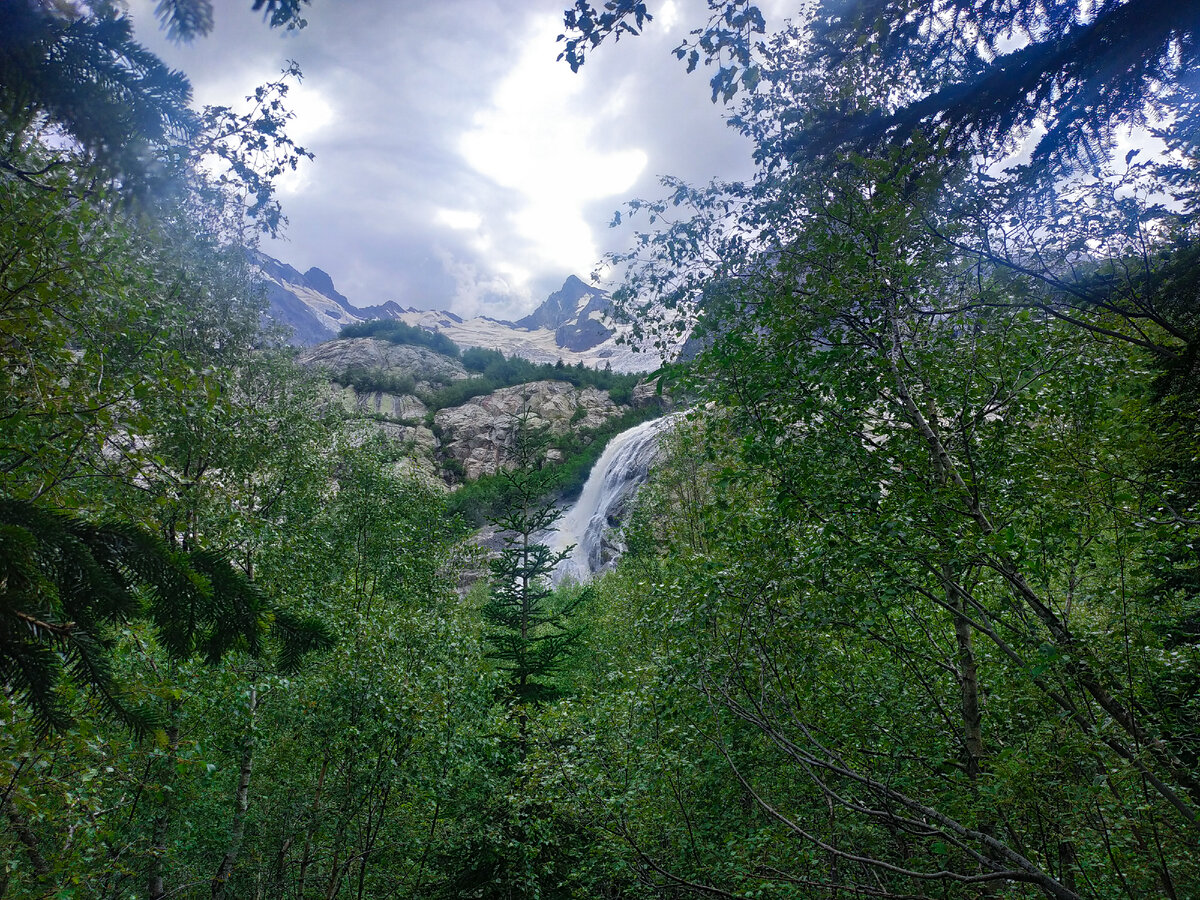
470,409 -> 593,900
482,409 -> 582,716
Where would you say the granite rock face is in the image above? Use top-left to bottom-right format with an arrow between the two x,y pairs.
631,375 -> 673,410
345,419 -> 442,485
330,384 -> 428,422
555,313 -> 612,352
297,338 -> 469,394
434,380 -> 623,480
298,337 -> 639,486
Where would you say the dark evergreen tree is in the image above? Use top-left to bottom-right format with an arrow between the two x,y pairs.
0,0 -> 195,192
482,411 -> 583,713
0,499 -> 331,732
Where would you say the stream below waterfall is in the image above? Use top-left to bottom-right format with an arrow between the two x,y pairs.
547,413 -> 679,583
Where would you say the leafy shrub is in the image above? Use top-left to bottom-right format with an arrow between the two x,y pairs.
607,382 -> 632,405
336,365 -> 416,396
434,348 -> 647,412
462,346 -> 505,372
426,377 -> 496,410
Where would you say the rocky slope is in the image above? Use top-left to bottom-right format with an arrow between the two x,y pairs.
297,336 -> 665,487
434,381 -> 624,481
297,339 -> 470,395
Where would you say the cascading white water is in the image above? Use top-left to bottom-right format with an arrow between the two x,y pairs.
549,413 -> 678,583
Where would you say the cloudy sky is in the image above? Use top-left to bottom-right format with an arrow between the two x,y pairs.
128,0 -> 774,319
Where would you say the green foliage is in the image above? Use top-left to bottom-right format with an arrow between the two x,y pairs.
0,499 -> 333,733
9,1 -> 1200,896
457,345 -> 642,397
461,346 -> 506,371
0,0 -> 195,194
552,7 -> 1200,890
557,146 -> 1200,898
562,1 -> 1200,177
338,317 -> 462,358
0,4 -> 312,223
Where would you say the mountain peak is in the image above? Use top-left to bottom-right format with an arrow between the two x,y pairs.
302,266 -> 335,294
516,276 -> 605,332
253,251 -> 665,371
302,267 -> 353,311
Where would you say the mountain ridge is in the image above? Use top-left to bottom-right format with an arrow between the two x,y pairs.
253,250 -> 676,373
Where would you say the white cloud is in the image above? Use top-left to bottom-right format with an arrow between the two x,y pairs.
283,86 -> 336,145
657,1 -> 680,31
436,208 -> 483,230
434,249 -> 530,320
128,0 -> 748,315
457,13 -> 648,290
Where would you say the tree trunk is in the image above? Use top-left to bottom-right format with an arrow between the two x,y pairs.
4,800 -> 50,880
948,578 -> 985,780
296,751 -> 329,899
212,683 -> 258,899
148,704 -> 181,900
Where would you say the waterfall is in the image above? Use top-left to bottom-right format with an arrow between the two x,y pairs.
549,413 -> 678,583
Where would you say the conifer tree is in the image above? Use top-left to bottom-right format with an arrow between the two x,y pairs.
482,409 -> 582,715
0,499 -> 331,732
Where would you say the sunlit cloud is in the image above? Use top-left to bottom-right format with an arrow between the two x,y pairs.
457,13 -> 648,301
436,208 -> 483,230
657,1 -> 680,30
283,86 -> 335,144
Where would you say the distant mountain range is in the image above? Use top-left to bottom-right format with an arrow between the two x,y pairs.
252,251 -> 674,373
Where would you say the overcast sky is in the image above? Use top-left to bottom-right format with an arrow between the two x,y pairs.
127,0 -> 774,319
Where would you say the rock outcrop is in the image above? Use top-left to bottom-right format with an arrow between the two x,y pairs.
631,375 -> 671,410
297,338 -> 469,394
344,419 -> 442,485
297,334 -> 643,487
434,380 -> 624,480
330,384 -> 428,422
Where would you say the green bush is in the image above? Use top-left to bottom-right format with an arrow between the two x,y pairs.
607,382 -> 632,405
336,365 -> 416,396
432,348 -> 649,413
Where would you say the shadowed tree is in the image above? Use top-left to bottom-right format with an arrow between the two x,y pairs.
0,498 -> 331,732
560,0 -> 1200,175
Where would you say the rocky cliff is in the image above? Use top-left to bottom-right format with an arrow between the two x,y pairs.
434,381 -> 624,481
297,338 -> 469,395
296,336 -> 660,487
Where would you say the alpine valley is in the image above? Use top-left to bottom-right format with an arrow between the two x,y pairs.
249,250 -> 674,575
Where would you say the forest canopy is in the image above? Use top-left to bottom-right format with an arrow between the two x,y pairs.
542,1 -> 1200,898
3,0 -> 1200,898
